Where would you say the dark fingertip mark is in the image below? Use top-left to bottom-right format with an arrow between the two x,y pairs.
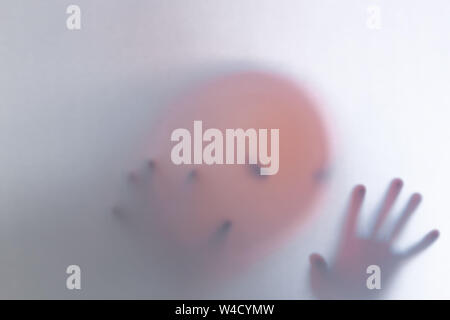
392,178 -> 404,188
218,220 -> 232,234
355,184 -> 366,196
209,220 -> 233,246
309,254 -> 318,265
187,169 -> 198,181
314,167 -> 329,182
309,253 -> 326,269
411,193 -> 422,203
112,205 -> 124,218
148,159 -> 156,170
429,229 -> 440,240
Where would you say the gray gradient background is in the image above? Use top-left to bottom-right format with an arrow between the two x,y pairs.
0,0 -> 449,298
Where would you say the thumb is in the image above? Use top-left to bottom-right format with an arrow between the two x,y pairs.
309,253 -> 328,299
309,253 -> 327,273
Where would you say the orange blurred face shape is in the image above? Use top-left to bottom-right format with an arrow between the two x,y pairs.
146,71 -> 330,273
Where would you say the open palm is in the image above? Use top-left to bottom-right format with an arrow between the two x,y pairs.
309,179 -> 439,299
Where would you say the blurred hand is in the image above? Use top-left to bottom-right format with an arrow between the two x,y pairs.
309,179 -> 439,299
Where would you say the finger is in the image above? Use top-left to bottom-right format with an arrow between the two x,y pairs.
387,193 -> 422,244
309,253 -> 328,274
401,229 -> 439,260
370,178 -> 403,238
309,253 -> 330,299
147,159 -> 156,170
187,169 -> 198,182
112,205 -> 123,216
208,220 -> 233,248
111,205 -> 127,220
127,159 -> 156,186
342,185 -> 366,241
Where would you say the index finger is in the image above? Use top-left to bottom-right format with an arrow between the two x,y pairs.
342,184 -> 366,243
